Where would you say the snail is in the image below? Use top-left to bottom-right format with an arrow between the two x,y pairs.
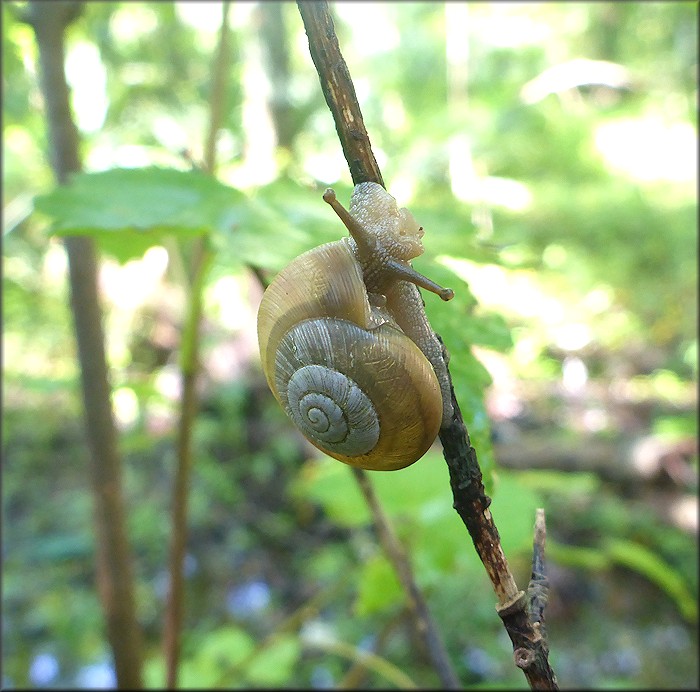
257,182 -> 454,471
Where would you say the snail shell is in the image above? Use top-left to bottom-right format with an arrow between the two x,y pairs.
257,239 -> 443,471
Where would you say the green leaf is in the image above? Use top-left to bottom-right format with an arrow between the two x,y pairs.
547,541 -> 609,571
182,625 -> 256,687
292,461 -> 370,528
516,469 -> 603,496
33,166 -> 246,262
198,625 -> 255,663
369,450 -> 453,518
213,177 -> 355,273
355,554 -> 404,616
604,537 -> 698,623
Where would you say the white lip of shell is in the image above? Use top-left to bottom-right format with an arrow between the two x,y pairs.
285,364 -> 380,456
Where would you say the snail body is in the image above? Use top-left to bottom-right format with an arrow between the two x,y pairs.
257,182 -> 454,471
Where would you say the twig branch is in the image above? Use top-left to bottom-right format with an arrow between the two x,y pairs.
528,509 -> 551,641
24,1 -> 143,687
162,2 -> 230,686
304,637 -> 419,690
297,2 -> 558,688
297,1 -> 383,187
298,3 -> 459,688
203,1 -> 232,174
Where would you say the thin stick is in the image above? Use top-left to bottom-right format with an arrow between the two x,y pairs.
438,343 -> 557,686
528,509 -> 551,639
297,1 -> 384,187
162,3 -> 230,686
298,2 -> 558,688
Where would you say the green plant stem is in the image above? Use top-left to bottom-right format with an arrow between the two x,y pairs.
304,638 -> 419,690
337,610 -> 405,689
25,1 -> 143,687
162,2 -> 230,687
162,238 -> 212,689
297,2 -> 558,688
203,2 -> 232,173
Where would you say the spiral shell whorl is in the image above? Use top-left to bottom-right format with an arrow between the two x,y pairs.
271,315 -> 442,470
274,318 -> 383,460
285,364 -> 380,456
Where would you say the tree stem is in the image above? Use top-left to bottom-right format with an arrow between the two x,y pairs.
299,2 -> 459,688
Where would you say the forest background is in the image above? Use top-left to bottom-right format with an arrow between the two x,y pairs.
2,1 -> 698,689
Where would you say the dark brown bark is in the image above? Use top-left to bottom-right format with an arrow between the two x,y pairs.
297,2 -> 558,688
297,1 -> 384,187
25,2 -> 143,687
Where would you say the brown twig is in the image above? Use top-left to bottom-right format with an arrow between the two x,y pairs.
297,2 -> 558,688
298,3 -> 459,689
24,1 -> 144,687
297,1 -> 383,187
162,2 -> 230,686
528,509 -> 551,640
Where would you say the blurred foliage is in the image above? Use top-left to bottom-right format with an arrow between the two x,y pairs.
2,1 -> 697,689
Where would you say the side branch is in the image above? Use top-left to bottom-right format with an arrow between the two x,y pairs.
528,509 -> 551,648
162,3 -> 230,686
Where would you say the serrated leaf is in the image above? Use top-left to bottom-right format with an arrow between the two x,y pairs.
33,166 -> 246,262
